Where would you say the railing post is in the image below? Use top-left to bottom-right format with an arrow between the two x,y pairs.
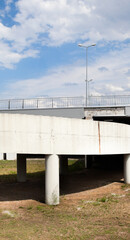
22,99 -> 24,109
37,99 -> 39,109
89,96 -> 91,106
67,98 -> 68,107
8,100 -> 10,110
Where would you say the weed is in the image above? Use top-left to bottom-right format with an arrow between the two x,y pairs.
27,206 -> 33,210
2,210 -> 14,218
37,205 -> 45,211
93,202 -> 100,206
97,196 -> 107,202
96,195 -> 119,204
121,184 -> 130,190
104,228 -> 117,235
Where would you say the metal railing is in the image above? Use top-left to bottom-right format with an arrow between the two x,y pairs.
0,95 -> 130,110
88,95 -> 130,107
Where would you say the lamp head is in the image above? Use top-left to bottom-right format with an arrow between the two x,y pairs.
78,44 -> 83,47
78,43 -> 96,48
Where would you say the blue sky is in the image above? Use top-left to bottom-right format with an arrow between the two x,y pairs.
0,0 -> 130,99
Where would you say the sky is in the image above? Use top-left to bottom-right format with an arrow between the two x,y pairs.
0,0 -> 130,99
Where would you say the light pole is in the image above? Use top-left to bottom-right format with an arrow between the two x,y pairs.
88,79 -> 93,97
78,43 -> 96,106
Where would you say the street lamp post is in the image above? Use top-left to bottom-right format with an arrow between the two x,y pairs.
78,43 -> 96,107
88,79 -> 93,98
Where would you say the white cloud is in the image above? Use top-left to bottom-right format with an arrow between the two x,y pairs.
2,63 -> 85,98
0,0 -> 130,68
1,44 -> 130,98
14,0 -> 130,45
0,40 -> 38,69
89,46 -> 130,95
5,0 -> 13,12
105,84 -> 124,93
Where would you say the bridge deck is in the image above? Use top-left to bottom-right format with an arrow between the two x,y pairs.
0,113 -> 130,155
0,113 -> 130,205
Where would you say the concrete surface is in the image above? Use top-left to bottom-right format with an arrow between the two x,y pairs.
0,113 -> 130,155
0,113 -> 130,205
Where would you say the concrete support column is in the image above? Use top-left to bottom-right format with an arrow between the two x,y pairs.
85,155 -> 93,169
124,154 -> 130,184
85,155 -> 87,168
45,154 -> 59,205
7,153 -> 17,160
17,154 -> 26,182
0,153 -> 4,160
60,155 -> 68,175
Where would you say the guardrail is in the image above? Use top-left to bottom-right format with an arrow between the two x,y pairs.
88,95 -> 130,107
0,95 -> 130,110
0,97 -> 85,110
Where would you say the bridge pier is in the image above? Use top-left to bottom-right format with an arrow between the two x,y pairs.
0,153 -> 4,160
124,154 -> 130,184
60,155 -> 68,175
45,154 -> 60,205
85,155 -> 93,169
17,154 -> 26,182
85,155 -> 87,168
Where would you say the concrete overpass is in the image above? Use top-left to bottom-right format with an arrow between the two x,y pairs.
0,95 -> 130,122
0,105 -> 130,160
0,103 -> 130,160
0,113 -> 130,205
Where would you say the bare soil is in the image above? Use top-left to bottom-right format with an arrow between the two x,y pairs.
0,162 -> 130,240
0,167 -> 125,207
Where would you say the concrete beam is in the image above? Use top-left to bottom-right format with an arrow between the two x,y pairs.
17,154 -> 26,182
45,154 -> 59,205
0,114 -> 130,155
124,154 -> 130,184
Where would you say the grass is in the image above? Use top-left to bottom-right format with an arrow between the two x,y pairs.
121,183 -> 130,190
0,160 -> 130,240
0,159 -> 84,182
1,201 -> 129,240
68,159 -> 85,172
96,195 -> 119,204
0,159 -> 45,182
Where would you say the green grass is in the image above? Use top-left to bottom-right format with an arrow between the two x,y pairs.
0,159 -> 85,183
96,195 -> 119,204
68,159 -> 85,172
121,183 -> 130,190
0,160 -> 45,182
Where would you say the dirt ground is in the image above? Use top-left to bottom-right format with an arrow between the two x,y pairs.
0,165 -> 130,240
0,167 -> 126,208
